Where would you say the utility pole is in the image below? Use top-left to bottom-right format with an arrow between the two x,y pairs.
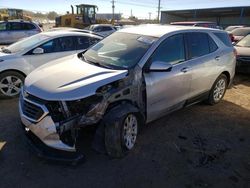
111,0 -> 115,21
157,0 -> 161,22
148,12 -> 152,20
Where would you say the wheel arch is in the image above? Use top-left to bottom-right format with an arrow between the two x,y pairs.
0,69 -> 27,78
221,71 -> 230,85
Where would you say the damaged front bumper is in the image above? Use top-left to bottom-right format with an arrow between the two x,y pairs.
19,92 -> 85,163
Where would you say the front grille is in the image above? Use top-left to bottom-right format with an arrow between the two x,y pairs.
22,99 -> 45,122
46,102 -> 65,122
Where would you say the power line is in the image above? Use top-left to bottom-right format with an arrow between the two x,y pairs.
157,0 -> 161,22
111,0 -> 115,20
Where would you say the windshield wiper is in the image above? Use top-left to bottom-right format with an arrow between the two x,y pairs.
84,56 -> 114,69
1,47 -> 11,54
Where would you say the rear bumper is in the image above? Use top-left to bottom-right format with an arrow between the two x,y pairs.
21,123 -> 84,164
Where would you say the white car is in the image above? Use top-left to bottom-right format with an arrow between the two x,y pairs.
87,24 -> 117,37
0,31 -> 102,98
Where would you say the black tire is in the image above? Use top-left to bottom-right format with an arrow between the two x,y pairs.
104,103 -> 142,158
207,74 -> 228,105
0,71 -> 25,99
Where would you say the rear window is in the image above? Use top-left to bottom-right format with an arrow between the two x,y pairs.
187,32 -> 210,59
231,28 -> 250,36
214,32 -> 232,47
208,36 -> 218,52
23,23 -> 36,30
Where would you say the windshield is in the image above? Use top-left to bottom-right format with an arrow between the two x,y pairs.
231,28 -> 250,36
5,34 -> 50,53
83,32 -> 157,69
237,35 -> 250,47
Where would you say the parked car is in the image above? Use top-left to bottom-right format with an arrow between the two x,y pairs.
19,25 -> 236,161
225,25 -> 245,32
170,21 -> 218,29
230,27 -> 250,43
0,20 -> 42,44
86,24 -> 116,37
48,27 -> 105,37
235,34 -> 250,73
0,31 -> 102,98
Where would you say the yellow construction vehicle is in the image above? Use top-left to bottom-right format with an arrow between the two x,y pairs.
0,8 -> 32,21
55,4 -> 98,28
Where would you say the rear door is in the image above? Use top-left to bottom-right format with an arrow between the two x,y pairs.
24,36 -> 76,71
8,22 -> 26,43
22,23 -> 39,38
185,32 -> 220,99
0,22 -> 10,44
144,34 -> 192,122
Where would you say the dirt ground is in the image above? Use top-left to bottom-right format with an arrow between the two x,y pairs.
0,74 -> 250,188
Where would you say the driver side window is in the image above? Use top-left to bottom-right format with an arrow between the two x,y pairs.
38,36 -> 75,53
151,34 -> 185,65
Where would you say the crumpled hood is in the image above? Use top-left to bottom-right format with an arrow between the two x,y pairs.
235,46 -> 250,57
25,55 -> 128,101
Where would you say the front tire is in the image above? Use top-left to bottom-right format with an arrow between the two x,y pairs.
104,104 -> 142,158
0,71 -> 25,99
207,74 -> 228,105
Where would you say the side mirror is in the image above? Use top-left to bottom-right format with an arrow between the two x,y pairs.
32,47 -> 44,55
149,61 -> 172,72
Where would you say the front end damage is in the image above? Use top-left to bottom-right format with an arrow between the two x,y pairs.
19,66 -> 145,162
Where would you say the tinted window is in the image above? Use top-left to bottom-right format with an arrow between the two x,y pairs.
0,22 -> 7,31
151,34 -> 185,65
208,35 -> 218,52
214,32 -> 232,47
187,33 -> 210,59
39,36 -> 75,53
102,26 -> 113,31
10,22 -> 22,30
76,36 -> 89,49
23,23 -> 36,30
84,32 -> 156,69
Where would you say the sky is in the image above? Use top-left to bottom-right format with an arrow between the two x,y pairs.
1,0 -> 250,19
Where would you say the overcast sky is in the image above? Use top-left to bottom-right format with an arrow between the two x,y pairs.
1,0 -> 250,19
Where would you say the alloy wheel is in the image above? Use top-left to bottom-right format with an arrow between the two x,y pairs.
123,114 -> 138,150
0,76 -> 23,97
213,78 -> 226,102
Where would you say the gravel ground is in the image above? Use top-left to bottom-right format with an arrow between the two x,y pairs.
0,74 -> 250,188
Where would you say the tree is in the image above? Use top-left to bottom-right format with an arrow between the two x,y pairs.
47,11 -> 58,20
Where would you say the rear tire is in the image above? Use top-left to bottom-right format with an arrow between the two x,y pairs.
0,71 -> 25,99
207,74 -> 228,105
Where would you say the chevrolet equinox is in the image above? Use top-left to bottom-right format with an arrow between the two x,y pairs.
19,25 -> 236,161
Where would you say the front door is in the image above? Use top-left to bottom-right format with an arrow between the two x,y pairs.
24,36 -> 76,72
144,34 -> 191,122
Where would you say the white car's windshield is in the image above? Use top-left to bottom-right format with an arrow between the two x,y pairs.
5,34 -> 50,54
83,32 -> 157,69
237,35 -> 250,47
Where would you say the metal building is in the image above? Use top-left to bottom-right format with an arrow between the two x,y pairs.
96,13 -> 121,20
161,6 -> 250,27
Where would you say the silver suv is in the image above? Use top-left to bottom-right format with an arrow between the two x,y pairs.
0,20 -> 42,44
19,25 -> 236,161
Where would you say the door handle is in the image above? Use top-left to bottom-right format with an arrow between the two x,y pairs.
215,56 -> 220,61
181,67 -> 189,73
